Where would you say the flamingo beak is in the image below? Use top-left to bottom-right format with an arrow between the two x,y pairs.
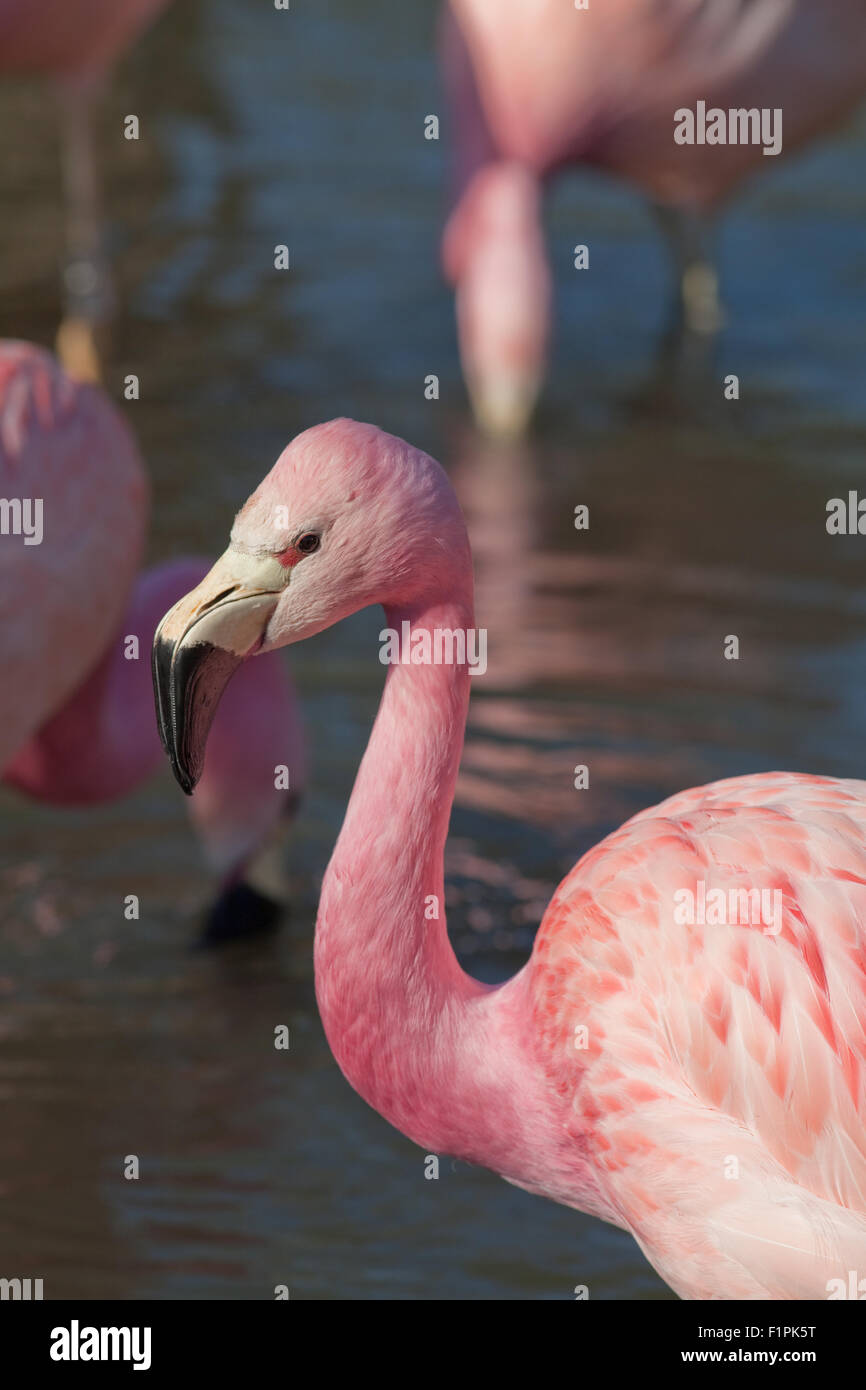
152,548 -> 285,795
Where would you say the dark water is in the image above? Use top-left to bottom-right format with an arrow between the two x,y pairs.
0,0 -> 865,1299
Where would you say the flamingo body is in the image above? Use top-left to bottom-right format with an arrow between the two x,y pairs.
0,340 -> 147,772
152,420 -> 866,1298
447,0 -> 866,208
1,342 -> 304,917
442,0 -> 866,430
529,770 -> 866,1297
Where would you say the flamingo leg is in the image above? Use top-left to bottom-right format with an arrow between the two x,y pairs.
653,202 -> 725,340
198,805 -> 300,949
54,77 -> 114,383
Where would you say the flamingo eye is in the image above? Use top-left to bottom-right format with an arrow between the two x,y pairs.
295,533 -> 320,556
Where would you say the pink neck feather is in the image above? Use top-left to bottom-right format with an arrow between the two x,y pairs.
315,593 -> 491,1144
314,586 -> 601,1206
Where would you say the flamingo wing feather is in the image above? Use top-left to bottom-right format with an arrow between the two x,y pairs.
528,772 -> 866,1296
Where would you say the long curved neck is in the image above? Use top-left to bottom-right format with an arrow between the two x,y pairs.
314,587 -> 610,1214
315,592 -> 481,1135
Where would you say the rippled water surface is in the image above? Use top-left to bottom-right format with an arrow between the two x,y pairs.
0,0 -> 865,1299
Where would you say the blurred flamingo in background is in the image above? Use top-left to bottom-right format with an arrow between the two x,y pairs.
0,341 -> 304,943
153,419 -> 866,1298
0,0 -> 172,380
441,0 -> 866,434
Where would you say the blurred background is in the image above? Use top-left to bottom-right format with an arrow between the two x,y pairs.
0,0 -> 865,1299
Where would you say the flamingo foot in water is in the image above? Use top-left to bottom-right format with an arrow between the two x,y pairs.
198,881 -> 285,949
55,314 -> 108,385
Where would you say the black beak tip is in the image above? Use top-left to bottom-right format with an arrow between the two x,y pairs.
152,629 -> 237,799
172,760 -> 197,797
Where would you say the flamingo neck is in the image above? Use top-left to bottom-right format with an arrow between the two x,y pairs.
315,591 -> 472,1108
314,590 -> 612,1215
316,591 -> 512,1154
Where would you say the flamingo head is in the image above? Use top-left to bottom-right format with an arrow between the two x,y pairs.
443,162 -> 550,439
153,419 -> 469,794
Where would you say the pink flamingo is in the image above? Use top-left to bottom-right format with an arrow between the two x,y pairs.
441,0 -> 866,434
0,341 -> 304,942
0,0 -> 172,380
152,419 -> 866,1298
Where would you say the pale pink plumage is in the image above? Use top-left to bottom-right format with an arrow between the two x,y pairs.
0,341 -> 303,892
164,419 -> 866,1298
442,0 -> 866,428
0,340 -> 147,769
446,0 -> 866,202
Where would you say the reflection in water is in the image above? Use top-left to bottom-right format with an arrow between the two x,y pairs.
0,0 -> 864,1299
449,418 -> 866,959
